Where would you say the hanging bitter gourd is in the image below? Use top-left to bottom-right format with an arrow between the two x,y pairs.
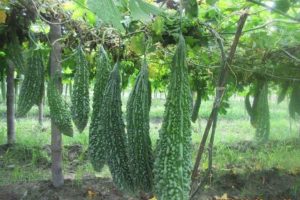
89,46 -> 111,172
17,49 -> 44,117
255,82 -> 270,142
191,89 -> 202,123
277,81 -> 289,104
245,82 -> 262,128
154,35 -> 193,200
47,76 -> 73,137
245,81 -> 270,142
71,47 -> 90,132
289,84 -> 300,119
126,58 -> 153,193
98,62 -> 133,192
7,35 -> 25,74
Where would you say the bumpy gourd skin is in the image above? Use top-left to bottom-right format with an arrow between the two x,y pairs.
254,82 -> 270,142
47,78 -> 73,137
99,63 -> 133,192
17,50 -> 44,117
71,48 -> 90,132
89,46 -> 111,172
154,35 -> 193,200
126,59 -> 154,193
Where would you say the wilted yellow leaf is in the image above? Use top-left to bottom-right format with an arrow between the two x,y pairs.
87,189 -> 97,199
0,10 -> 7,24
215,193 -> 229,200
62,1 -> 76,10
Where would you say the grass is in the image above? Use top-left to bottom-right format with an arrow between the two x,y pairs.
0,92 -> 299,185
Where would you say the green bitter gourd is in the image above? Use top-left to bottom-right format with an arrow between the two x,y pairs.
289,84 -> 300,119
89,46 -> 111,171
47,76 -> 73,137
154,35 -> 193,200
71,47 -> 90,132
17,49 -> 44,117
126,58 -> 153,193
98,62 -> 133,192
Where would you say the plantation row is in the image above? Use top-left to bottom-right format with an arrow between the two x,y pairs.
1,0 -> 300,199
2,33 -> 192,199
6,33 -> 299,200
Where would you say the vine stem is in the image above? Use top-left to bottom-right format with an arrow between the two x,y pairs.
191,9 -> 249,180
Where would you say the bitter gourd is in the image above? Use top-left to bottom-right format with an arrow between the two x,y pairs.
126,58 -> 153,193
98,62 -> 133,192
71,47 -> 90,132
47,76 -> 73,137
154,35 -> 193,200
89,46 -> 111,171
289,84 -> 300,119
191,89 -> 202,122
17,49 -> 44,117
254,82 -> 270,142
7,36 -> 25,74
277,81 -> 289,104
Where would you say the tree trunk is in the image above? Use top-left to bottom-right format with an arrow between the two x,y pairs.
7,60 -> 16,145
49,22 -> 64,188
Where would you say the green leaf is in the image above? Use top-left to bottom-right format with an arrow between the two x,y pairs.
183,0 -> 198,18
275,0 -> 291,13
87,0 -> 124,31
151,16 -> 164,36
127,33 -> 146,55
206,0 -> 219,6
129,0 -> 162,23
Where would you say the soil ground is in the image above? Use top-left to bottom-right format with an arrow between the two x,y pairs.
0,170 -> 299,200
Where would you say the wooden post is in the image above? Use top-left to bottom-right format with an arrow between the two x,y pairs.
49,22 -> 64,188
7,60 -> 16,145
192,11 -> 249,179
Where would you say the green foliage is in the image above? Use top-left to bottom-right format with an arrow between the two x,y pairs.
206,0 -> 219,5
89,46 -> 111,172
71,48 -> 90,133
126,59 -> 153,193
87,0 -> 124,31
127,33 -> 146,55
17,49 -> 44,117
275,0 -> 291,13
183,0 -> 198,18
98,62 -> 133,192
47,77 -> 73,137
129,0 -> 161,23
154,35 -> 192,200
289,84 -> 300,119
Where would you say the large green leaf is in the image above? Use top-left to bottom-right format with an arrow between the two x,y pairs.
87,0 -> 124,31
183,0 -> 198,18
206,0 -> 219,5
275,0 -> 291,13
129,0 -> 161,23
